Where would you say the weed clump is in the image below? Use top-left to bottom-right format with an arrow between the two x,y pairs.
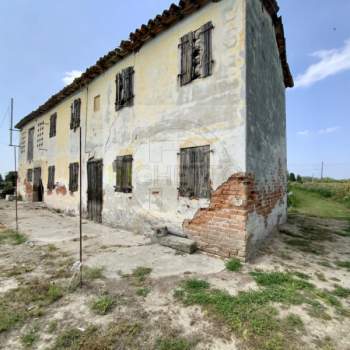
0,229 -> 27,245
90,295 -> 115,315
84,266 -> 105,280
225,258 -> 242,272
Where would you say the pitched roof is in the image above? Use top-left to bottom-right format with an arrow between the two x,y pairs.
15,0 -> 293,129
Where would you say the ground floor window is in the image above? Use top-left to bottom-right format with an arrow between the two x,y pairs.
115,155 -> 133,193
47,166 -> 55,190
179,145 -> 210,199
27,169 -> 33,182
69,162 -> 79,192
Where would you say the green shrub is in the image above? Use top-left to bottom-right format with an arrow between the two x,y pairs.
225,258 -> 242,272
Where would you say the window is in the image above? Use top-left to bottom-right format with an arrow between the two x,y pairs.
69,162 -> 79,192
93,95 -> 101,112
179,22 -> 214,86
115,67 -> 134,111
47,166 -> 55,190
27,127 -> 34,162
49,113 -> 57,138
27,169 -> 33,182
70,99 -> 81,130
179,145 -> 210,198
114,155 -> 133,193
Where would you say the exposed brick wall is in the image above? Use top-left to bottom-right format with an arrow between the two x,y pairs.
23,179 -> 33,202
183,172 -> 285,260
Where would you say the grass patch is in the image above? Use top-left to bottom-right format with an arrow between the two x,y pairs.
225,258 -> 242,272
0,280 -> 64,333
131,266 -> 152,283
136,287 -> 151,297
0,229 -> 27,245
288,185 -> 350,220
90,295 -> 115,315
331,285 -> 350,298
84,266 -> 105,280
335,261 -> 350,270
51,322 -> 143,350
47,320 -> 58,334
155,337 -> 195,350
175,271 -> 348,350
21,326 -> 39,348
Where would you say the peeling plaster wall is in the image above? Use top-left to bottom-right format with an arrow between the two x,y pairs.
18,0 -> 246,233
245,0 -> 287,256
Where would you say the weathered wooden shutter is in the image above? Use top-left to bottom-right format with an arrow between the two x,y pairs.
199,22 -> 214,78
115,73 -> 123,110
180,148 -> 194,197
123,155 -> 133,193
47,166 -> 55,190
194,145 -> 210,198
179,32 -> 194,85
125,67 -> 134,106
69,163 -> 73,191
27,127 -> 34,161
50,113 -> 57,137
180,146 -> 210,198
115,157 -> 123,192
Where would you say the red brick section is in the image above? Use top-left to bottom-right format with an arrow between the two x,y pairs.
23,179 -> 33,201
183,172 -> 285,260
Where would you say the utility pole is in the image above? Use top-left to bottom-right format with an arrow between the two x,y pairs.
9,98 -> 19,232
79,126 -> 83,288
321,161 -> 324,180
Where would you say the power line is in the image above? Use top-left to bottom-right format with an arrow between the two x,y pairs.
0,103 -> 10,128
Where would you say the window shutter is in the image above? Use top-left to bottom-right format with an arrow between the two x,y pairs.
115,157 -> 123,192
124,155 -> 133,193
50,113 -> 57,137
179,32 -> 194,85
27,127 -> 34,162
69,164 -> 73,191
180,148 -> 194,197
115,73 -> 122,110
199,22 -> 213,78
194,146 -> 210,198
76,99 -> 81,128
70,104 -> 74,130
125,67 -> 134,106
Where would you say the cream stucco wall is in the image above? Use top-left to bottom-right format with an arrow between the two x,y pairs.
18,0 -> 247,233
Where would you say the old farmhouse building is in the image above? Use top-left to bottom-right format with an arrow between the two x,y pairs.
16,0 -> 293,260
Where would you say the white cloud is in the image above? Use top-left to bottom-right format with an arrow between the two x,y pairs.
318,126 -> 340,135
295,39 -> 350,88
297,130 -> 309,136
62,70 -> 83,85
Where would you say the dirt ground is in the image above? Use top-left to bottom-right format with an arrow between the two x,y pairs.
0,200 -> 349,350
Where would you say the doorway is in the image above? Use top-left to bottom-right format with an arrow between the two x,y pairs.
87,159 -> 103,223
33,167 -> 43,202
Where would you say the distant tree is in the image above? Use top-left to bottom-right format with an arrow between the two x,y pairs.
289,173 -> 296,182
5,171 -> 17,186
0,174 -> 3,189
296,175 -> 303,183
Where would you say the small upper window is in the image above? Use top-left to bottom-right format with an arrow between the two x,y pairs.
179,145 -> 210,199
47,166 -> 55,190
69,162 -> 79,192
49,113 -> 57,138
179,22 -> 214,86
115,67 -> 134,111
114,155 -> 133,193
70,99 -> 81,131
93,95 -> 101,112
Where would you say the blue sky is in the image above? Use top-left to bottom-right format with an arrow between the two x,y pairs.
0,0 -> 349,179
